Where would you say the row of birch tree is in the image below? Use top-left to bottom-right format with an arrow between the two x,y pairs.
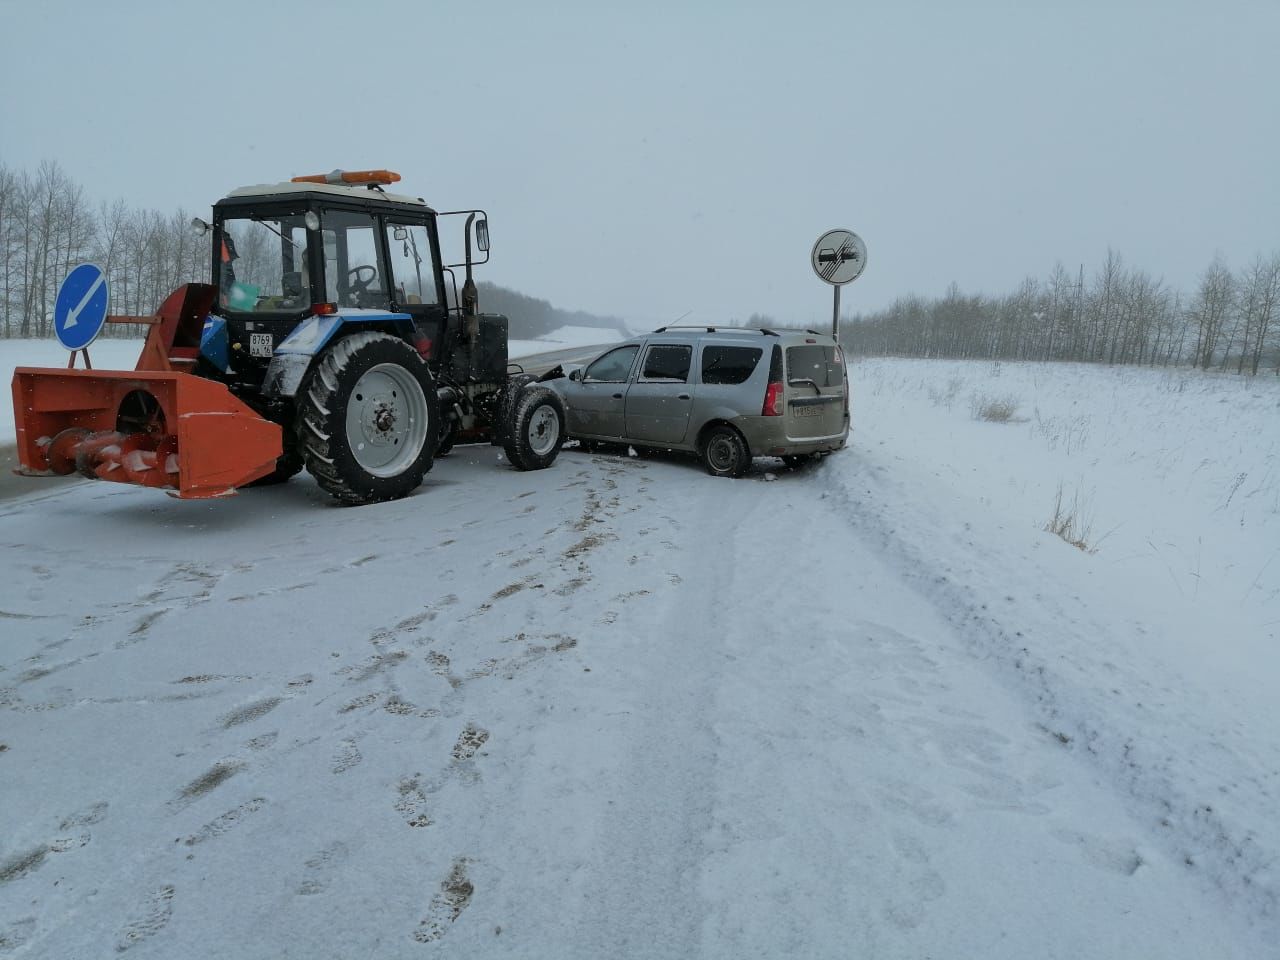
842,249 -> 1280,375
0,159 -> 209,339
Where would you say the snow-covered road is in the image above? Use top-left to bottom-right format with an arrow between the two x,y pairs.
2,359 -> 1276,958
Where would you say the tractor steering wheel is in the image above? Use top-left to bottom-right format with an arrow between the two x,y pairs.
347,265 -> 378,304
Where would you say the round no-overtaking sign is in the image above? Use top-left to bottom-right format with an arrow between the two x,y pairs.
811,229 -> 867,286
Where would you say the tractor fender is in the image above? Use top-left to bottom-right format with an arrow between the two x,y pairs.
262,310 -> 416,398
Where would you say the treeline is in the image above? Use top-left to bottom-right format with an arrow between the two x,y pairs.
842,250 -> 1280,375
0,158 -> 625,342
0,160 -> 209,338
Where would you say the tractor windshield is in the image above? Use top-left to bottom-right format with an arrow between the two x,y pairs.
217,213 -> 312,313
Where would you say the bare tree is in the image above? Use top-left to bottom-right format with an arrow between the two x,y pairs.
1235,253 -> 1280,376
1189,257 -> 1235,369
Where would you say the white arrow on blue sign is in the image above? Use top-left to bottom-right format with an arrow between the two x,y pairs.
54,263 -> 110,351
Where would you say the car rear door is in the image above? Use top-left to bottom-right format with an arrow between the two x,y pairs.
624,342 -> 695,445
783,341 -> 848,440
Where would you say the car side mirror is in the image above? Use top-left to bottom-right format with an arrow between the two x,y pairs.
569,368 -> 581,382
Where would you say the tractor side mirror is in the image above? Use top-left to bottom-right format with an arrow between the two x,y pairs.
475,218 -> 490,253
393,226 -> 408,241
190,217 -> 210,237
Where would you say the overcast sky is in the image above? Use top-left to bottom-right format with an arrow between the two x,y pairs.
2,0 -> 1276,328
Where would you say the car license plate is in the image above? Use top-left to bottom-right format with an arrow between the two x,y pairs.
793,403 -> 826,417
249,333 -> 274,358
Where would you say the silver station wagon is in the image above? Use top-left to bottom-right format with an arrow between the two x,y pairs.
545,326 -> 850,477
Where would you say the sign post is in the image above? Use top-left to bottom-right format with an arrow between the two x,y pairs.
810,229 -> 867,342
53,263 -> 110,367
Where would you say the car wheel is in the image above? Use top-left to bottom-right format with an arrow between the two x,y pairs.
701,425 -> 749,478
296,332 -> 439,505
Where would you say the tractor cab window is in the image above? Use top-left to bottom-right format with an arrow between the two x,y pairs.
385,222 -> 439,308
321,210 -> 390,310
217,214 -> 311,312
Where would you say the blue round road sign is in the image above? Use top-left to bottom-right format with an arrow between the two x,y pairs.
54,263 -> 109,351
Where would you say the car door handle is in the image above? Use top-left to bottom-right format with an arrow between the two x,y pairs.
678,393 -> 691,400
612,392 -> 623,399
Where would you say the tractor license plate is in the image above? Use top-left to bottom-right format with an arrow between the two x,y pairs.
249,333 -> 274,358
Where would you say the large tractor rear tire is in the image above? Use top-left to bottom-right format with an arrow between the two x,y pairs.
502,385 -> 566,471
296,332 -> 439,505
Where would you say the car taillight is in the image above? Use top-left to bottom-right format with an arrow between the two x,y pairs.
763,380 -> 784,416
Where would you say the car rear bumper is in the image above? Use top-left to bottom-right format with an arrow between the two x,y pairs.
736,416 -> 849,456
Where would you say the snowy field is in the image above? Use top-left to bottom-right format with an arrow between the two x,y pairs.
1,329 -> 620,446
1,357 -> 1277,958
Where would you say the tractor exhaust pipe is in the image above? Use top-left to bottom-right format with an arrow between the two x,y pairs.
461,213 -> 479,341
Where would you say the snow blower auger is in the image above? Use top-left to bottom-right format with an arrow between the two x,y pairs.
10,169 -> 567,505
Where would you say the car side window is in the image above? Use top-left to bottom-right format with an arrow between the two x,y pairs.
640,344 -> 692,383
583,345 -> 639,383
701,345 -> 763,385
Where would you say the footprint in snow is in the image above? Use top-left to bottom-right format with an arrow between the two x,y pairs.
296,842 -> 350,896
116,884 -> 175,952
412,859 -> 474,944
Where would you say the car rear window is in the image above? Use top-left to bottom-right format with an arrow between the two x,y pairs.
786,345 -> 845,388
701,345 -> 763,385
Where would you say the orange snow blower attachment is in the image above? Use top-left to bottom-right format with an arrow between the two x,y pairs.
11,284 -> 283,498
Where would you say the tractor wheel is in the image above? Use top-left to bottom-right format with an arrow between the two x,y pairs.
498,373 -> 537,440
296,332 -> 439,505
502,386 -> 566,471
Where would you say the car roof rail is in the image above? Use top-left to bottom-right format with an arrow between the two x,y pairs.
651,324 -> 780,336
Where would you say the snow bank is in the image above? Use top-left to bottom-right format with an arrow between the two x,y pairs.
843,357 -> 1280,924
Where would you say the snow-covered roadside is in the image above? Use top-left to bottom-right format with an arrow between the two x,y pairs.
841,357 -> 1280,925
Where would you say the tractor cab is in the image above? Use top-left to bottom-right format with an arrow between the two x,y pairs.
205,169 -> 460,380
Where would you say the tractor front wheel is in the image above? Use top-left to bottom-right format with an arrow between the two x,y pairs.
502,385 -> 566,471
296,332 -> 439,505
